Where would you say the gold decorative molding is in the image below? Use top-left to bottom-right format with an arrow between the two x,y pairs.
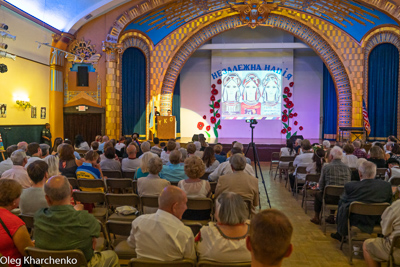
68,38 -> 101,64
230,0 -> 278,29
102,41 -> 123,62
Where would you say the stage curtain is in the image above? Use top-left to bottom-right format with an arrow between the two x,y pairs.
368,43 -> 399,140
173,75 -> 181,136
122,47 -> 146,136
322,64 -> 337,140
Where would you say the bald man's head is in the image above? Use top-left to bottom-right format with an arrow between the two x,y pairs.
102,136 -> 109,142
127,144 -> 137,156
159,186 -> 187,219
44,175 -> 71,204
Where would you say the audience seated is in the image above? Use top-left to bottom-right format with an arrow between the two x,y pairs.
121,144 -> 141,172
1,150 -> 32,189
279,139 -> 296,171
74,134 -> 90,150
119,137 -> 132,158
137,157 -> 170,197
0,179 -> 34,267
353,140 -> 368,159
310,146 -> 351,225
0,145 -> 17,176
363,199 -> 400,266
209,147 -> 255,182
150,138 -> 163,157
306,148 -> 325,174
59,144 -> 82,178
246,209 -> 293,267
135,153 -> 153,179
215,154 -> 259,210
342,144 -> 358,168
25,142 -> 44,168
100,146 -> 121,171
139,141 -> 156,159
294,138 -> 302,154
289,139 -> 314,190
322,140 -> 331,151
17,142 -> 28,153
39,144 -> 50,160
179,148 -> 188,163
161,140 -> 176,164
386,158 -> 400,181
114,136 -> 126,153
63,139 -> 81,160
127,186 -> 196,261
213,144 -> 227,163
228,142 -> 251,164
198,134 -> 208,151
331,161 -> 392,241
98,135 -> 109,153
196,192 -> 250,262
385,141 -> 394,158
202,147 -> 220,173
187,143 -> 197,158
160,142 -> 166,151
76,150 -> 103,180
391,144 -> 400,162
178,156 -> 210,198
34,176 -> 119,266
160,150 -> 188,182
51,137 -> 63,156
91,141 -> 101,155
367,146 -> 386,168
20,160 -> 49,215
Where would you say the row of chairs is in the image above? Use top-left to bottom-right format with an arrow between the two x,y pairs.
87,170 -> 211,180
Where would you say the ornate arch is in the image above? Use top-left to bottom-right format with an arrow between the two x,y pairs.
363,31 -> 400,137
118,32 -> 152,136
160,14 -> 353,132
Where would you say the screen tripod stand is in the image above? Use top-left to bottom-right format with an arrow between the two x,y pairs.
245,120 -> 271,209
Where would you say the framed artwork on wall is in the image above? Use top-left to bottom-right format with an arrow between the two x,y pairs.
0,104 -> 7,118
31,107 -> 37,118
41,107 -> 46,119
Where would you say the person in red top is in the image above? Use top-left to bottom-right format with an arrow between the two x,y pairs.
0,179 -> 34,267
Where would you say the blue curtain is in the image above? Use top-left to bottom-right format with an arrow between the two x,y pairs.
122,48 -> 146,136
322,64 -> 337,140
368,43 -> 399,140
172,75 -> 181,136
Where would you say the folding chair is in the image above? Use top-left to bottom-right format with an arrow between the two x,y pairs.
67,177 -> 78,189
200,172 -> 212,180
72,191 -> 108,222
19,214 -> 34,237
106,178 -> 134,193
197,261 -> 251,267
25,247 -> 87,267
294,166 -> 307,197
106,220 -> 137,260
102,170 -> 122,178
140,195 -> 159,214
96,219 -> 109,251
210,182 -> 217,194
170,181 -> 179,186
269,152 -> 280,175
389,234 -> 400,267
77,179 -> 106,192
132,180 -> 138,194
184,222 -> 203,236
129,258 -> 196,267
376,168 -> 386,180
182,198 -> 213,225
321,185 -> 344,235
274,156 -> 295,181
340,201 -> 390,264
106,194 -> 140,222
75,149 -> 88,158
301,174 -> 320,214
389,177 -> 400,187
122,171 -> 136,179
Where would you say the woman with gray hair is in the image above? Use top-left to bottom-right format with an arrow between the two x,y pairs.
195,192 -> 251,262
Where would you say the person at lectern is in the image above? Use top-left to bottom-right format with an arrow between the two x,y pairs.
222,72 -> 241,115
41,123 -> 52,147
241,73 -> 261,115
167,109 -> 172,116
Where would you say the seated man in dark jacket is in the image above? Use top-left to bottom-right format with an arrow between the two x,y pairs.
331,161 -> 392,241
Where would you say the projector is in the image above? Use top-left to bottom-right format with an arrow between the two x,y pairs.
246,119 -> 258,124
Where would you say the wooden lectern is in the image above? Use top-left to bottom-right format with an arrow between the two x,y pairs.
157,116 -> 176,140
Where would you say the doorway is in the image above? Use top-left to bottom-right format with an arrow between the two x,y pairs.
64,113 -> 102,145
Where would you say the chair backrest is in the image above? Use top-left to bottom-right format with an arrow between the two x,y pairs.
25,247 -> 87,267
140,196 -> 159,213
305,174 -> 320,183
323,185 -> 344,198
129,258 -> 196,267
296,166 -> 307,174
184,222 -> 203,236
348,201 -> 390,216
271,152 -> 280,161
122,171 -> 136,179
350,168 -> 357,172
67,177 -> 78,188
106,178 -> 134,192
102,170 -> 122,178
186,198 -> 213,211
210,182 -> 217,194
77,179 -> 106,191
132,180 -> 138,194
389,176 -> 400,186
197,261 -> 251,267
200,172 -> 211,180
19,214 -> 34,229
106,220 -> 132,236
72,191 -> 106,204
170,181 -> 179,186
279,156 -> 295,162
106,193 -> 140,208
75,149 -> 88,157
390,234 -> 400,256
376,168 -> 386,178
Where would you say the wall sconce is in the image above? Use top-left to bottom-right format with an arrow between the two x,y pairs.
15,100 -> 31,110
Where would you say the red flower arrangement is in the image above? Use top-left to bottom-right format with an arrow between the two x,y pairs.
197,122 -> 204,130
289,114 -> 293,118
206,125 -> 211,131
282,114 -> 288,122
203,115 -> 206,119
216,113 -> 220,118
284,87 -> 290,94
214,102 -> 220,108
217,79 -> 222,84
286,102 -> 294,108
288,127 -> 292,131
294,121 -> 298,126
287,93 -> 292,97
218,125 -> 222,129
210,109 -> 214,113
284,98 -> 289,103
210,96 -> 215,101
283,109 -> 287,114
211,89 -> 218,95
289,82 -> 294,87
294,113 -> 298,117
210,117 -> 216,124
281,82 -> 301,139
299,126 -> 303,131
281,129 -> 287,134
211,84 -> 216,88
203,81 -> 222,138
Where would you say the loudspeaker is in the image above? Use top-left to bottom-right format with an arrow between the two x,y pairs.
192,134 -> 199,142
77,66 -> 89,87
290,135 -> 304,143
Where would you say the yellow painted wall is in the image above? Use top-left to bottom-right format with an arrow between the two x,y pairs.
0,58 -> 50,125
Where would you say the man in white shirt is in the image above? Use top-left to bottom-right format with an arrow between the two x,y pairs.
25,142 -> 44,168
289,139 -> 314,190
122,144 -> 141,172
127,186 -> 196,261
209,147 -> 255,182
1,149 -> 33,188
115,136 -> 126,152
0,145 -> 18,176
226,142 -> 251,164
139,141 -> 157,159
385,158 -> 400,181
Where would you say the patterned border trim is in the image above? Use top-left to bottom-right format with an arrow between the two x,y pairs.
363,31 -> 400,138
160,14 -> 352,133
